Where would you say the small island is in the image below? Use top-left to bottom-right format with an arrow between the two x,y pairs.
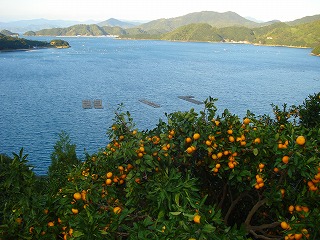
0,32 -> 70,51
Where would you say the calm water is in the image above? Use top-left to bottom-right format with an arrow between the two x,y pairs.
1,37 -> 319,174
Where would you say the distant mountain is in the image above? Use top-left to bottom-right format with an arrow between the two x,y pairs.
287,14 -> 320,26
0,19 -> 97,32
24,24 -> 130,37
97,18 -> 138,28
136,11 -> 261,33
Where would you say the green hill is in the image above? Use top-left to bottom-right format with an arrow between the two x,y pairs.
0,29 -> 19,37
159,20 -> 320,48
162,23 -> 222,42
287,14 -> 320,25
25,24 -> 107,36
0,34 -> 69,50
138,11 -> 260,33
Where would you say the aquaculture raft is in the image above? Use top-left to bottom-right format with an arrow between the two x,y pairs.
93,99 -> 103,109
82,100 -> 92,109
139,99 -> 161,108
82,99 -> 103,109
178,96 -> 203,105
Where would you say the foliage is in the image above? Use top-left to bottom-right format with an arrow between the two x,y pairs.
0,94 -> 319,239
296,92 -> 320,128
50,39 -> 70,48
0,34 -> 49,50
311,44 -> 320,56
47,131 -> 80,192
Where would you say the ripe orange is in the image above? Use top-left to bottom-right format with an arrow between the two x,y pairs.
254,138 -> 261,144
227,129 -> 233,135
294,233 -> 303,240
186,147 -> 193,154
215,163 -> 221,169
229,136 -> 235,142
71,208 -> 79,214
193,133 -> 200,140
256,177 -> 264,184
282,156 -> 289,164
193,214 -> 201,224
47,221 -> 54,227
288,205 -> 294,212
296,136 -> 306,145
243,118 -> 251,125
205,140 -> 212,146
73,192 -> 81,200
106,172 -> 113,178
258,163 -> 265,169
280,221 -> 289,230
105,179 -> 112,185
228,162 -> 235,169
185,137 -> 192,143
113,207 -> 122,214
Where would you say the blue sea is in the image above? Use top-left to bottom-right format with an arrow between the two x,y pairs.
1,37 -> 319,175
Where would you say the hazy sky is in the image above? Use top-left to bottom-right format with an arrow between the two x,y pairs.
1,0 -> 320,22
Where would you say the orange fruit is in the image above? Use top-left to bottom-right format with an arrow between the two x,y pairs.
280,221 -> 289,230
105,179 -> 112,185
256,177 -> 264,184
193,214 -> 201,224
71,208 -> 79,214
282,156 -> 289,164
227,129 -> 233,135
259,163 -> 265,169
113,207 -> 122,214
205,140 -> 212,146
47,221 -> 54,227
254,138 -> 261,144
288,205 -> 294,212
217,152 -> 223,158
215,163 -> 221,169
274,167 -> 279,173
228,162 -> 235,169
296,136 -> 306,145
229,136 -> 235,142
106,172 -> 113,178
73,192 -> 81,200
294,233 -> 303,240
186,147 -> 193,154
243,118 -> 251,125
185,137 -> 192,143
193,133 -> 200,140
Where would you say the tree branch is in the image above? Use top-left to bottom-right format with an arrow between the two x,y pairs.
218,182 -> 228,209
249,230 -> 282,240
224,191 -> 248,224
245,198 -> 268,227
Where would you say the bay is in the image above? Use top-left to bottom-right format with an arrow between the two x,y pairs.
0,37 -> 319,175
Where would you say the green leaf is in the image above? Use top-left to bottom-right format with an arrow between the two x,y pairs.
175,193 -> 180,206
169,211 -> 182,216
203,224 -> 216,233
73,231 -> 84,237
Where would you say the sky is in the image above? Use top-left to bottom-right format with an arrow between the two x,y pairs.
1,0 -> 320,22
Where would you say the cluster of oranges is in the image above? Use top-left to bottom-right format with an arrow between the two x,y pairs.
185,133 -> 200,154
307,166 -> 320,191
254,174 -> 265,189
281,221 -> 310,240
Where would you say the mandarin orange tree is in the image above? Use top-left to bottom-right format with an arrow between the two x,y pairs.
1,94 -> 319,240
